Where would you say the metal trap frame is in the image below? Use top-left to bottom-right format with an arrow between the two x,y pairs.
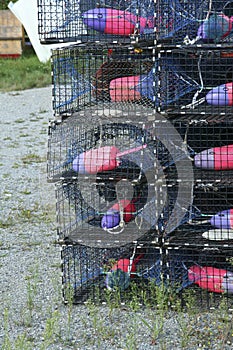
156,0 -> 233,46
50,43 -> 210,117
61,243 -> 233,307
54,111 -> 233,304
37,0 -> 155,44
41,1 -> 233,307
51,43 -> 233,117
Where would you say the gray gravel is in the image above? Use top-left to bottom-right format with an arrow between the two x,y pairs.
0,87 -> 233,350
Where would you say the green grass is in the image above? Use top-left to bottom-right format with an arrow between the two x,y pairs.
0,47 -> 51,92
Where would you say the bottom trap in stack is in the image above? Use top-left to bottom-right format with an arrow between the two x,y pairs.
61,243 -> 233,306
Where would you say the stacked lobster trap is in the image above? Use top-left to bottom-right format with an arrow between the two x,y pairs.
39,0 -> 233,307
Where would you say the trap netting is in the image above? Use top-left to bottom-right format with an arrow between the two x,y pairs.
37,0 -> 155,44
165,115 -> 233,246
61,243 -> 233,306
55,176 -> 199,247
52,119 -> 198,245
156,0 -> 231,45
157,47 -> 233,115
51,44 -> 154,116
51,43 -> 201,116
47,109 -> 159,181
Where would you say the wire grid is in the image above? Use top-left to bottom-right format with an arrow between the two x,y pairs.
42,1 -> 233,308
55,177 -> 200,246
52,45 -> 233,116
61,244 -> 161,303
51,43 -> 202,116
47,113 -> 159,181
47,108 -> 233,183
37,0 -> 155,44
57,115 -> 233,307
157,48 -> 233,115
60,243 -> 135,303
156,0 -> 229,45
61,243 -> 233,306
165,246 -> 233,308
51,44 -> 154,115
173,114 -> 233,155
166,116 -> 233,244
53,115 -> 233,243
167,179 -> 233,247
55,175 -> 160,247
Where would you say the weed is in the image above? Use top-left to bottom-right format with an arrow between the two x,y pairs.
2,174 -> 11,178
19,208 -> 34,220
40,310 -> 60,350
124,316 -> 139,350
12,163 -> 20,168
141,314 -> 165,346
39,108 -> 48,114
64,283 -> 74,343
19,133 -> 30,138
15,118 -> 25,124
127,283 -> 142,312
85,301 -> 117,348
3,137 -> 12,141
14,333 -> 33,350
21,153 -> 45,164
19,189 -> 31,195
21,266 -> 40,326
2,308 -> 12,350
0,217 -> 14,228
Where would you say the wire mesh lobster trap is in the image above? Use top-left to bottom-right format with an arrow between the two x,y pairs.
47,109 -> 159,181
165,114 -> 233,245
61,243 -> 165,303
164,246 -> 233,308
51,43 -> 233,117
156,0 -> 233,46
37,0 -> 155,44
51,44 -> 155,116
55,176 -> 199,247
157,47 -> 233,115
51,43 -> 206,116
42,0 -> 233,307
52,117 -> 198,246
53,110 -> 233,304
61,243 -> 233,306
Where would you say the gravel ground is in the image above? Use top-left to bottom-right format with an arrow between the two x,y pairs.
0,87 -> 233,350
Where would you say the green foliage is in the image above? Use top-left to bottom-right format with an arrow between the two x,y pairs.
0,1 -> 16,10
0,47 -> 51,92
2,308 -> 12,350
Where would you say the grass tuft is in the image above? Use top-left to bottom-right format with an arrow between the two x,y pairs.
0,47 -> 51,92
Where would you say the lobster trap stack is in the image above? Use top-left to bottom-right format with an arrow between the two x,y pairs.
39,0 -> 233,307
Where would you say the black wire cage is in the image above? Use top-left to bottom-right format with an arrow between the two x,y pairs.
37,0 -> 233,46
47,108 -> 160,181
53,111 -> 233,304
156,0 -> 233,46
51,43 -> 233,118
51,43 -> 155,117
42,0 -> 233,307
37,0 -> 155,44
61,243 -> 233,307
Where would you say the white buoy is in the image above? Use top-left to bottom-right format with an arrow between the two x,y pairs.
202,229 -> 233,241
